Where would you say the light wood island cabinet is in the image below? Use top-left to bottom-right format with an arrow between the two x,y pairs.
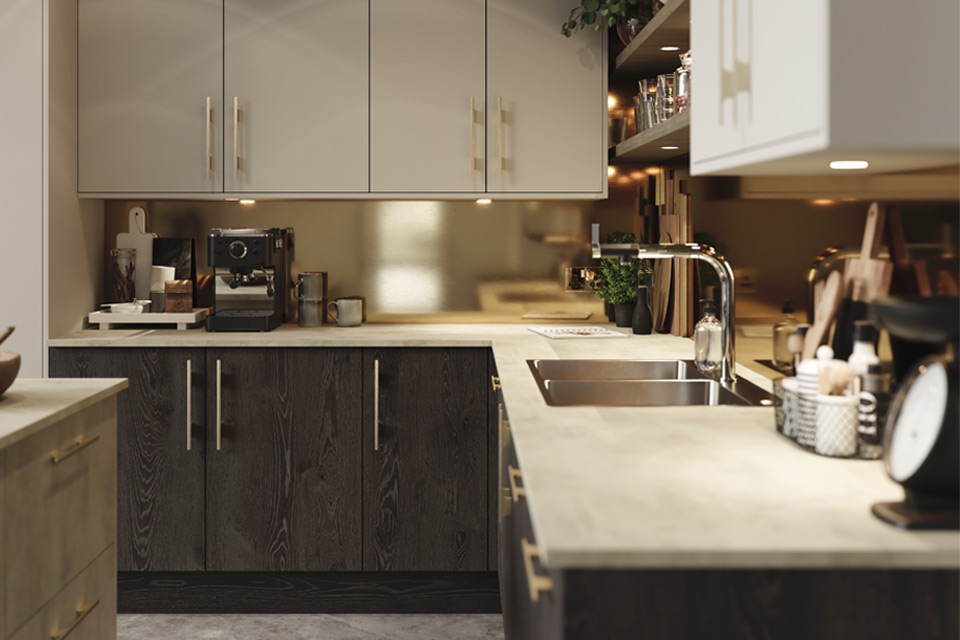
0,379 -> 125,640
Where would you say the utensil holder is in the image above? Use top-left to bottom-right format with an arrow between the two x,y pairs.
815,394 -> 859,457
776,377 -> 871,460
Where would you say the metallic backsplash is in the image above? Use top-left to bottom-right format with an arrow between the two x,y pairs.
105,196 -> 640,321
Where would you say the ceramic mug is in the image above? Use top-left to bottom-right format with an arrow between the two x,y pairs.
327,298 -> 363,327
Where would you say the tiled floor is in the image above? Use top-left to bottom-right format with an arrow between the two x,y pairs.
118,613 -> 505,640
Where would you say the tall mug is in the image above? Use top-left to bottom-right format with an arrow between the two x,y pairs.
327,298 -> 363,327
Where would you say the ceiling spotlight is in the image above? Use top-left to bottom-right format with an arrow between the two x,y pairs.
661,146 -> 679,150
476,198 -> 492,205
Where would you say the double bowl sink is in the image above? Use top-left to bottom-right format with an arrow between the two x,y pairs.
528,359 -> 772,407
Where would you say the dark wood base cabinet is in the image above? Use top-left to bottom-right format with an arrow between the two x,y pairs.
50,346 -> 498,613
498,437 -> 960,640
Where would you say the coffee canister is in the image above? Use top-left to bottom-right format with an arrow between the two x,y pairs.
295,272 -> 328,327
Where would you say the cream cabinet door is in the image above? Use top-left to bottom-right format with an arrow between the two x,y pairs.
79,0 -> 223,194
370,0 -> 485,194
224,0 -> 369,193
487,0 -> 605,195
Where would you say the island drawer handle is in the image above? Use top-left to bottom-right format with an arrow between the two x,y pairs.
491,375 -> 501,391
508,465 -> 525,502
51,599 -> 99,640
521,538 -> 553,602
51,434 -> 100,464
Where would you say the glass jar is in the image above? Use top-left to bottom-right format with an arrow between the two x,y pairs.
110,247 -> 137,302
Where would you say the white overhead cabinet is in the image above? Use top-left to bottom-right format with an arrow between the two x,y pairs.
225,0 -> 368,193
690,0 -> 960,176
487,0 -> 605,194
370,0 -> 485,193
79,0 -> 223,194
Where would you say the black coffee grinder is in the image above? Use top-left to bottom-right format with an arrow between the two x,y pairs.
206,228 -> 294,332
870,296 -> 959,530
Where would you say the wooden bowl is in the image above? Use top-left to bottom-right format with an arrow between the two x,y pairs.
0,351 -> 21,398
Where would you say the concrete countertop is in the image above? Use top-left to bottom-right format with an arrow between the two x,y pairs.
0,378 -> 128,449
49,324 -> 959,570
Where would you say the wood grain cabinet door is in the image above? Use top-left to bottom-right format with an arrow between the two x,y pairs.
49,348 -> 206,572
204,348 -> 362,571
362,348 -> 488,571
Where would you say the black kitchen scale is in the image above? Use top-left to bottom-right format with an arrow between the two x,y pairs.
869,296 -> 959,530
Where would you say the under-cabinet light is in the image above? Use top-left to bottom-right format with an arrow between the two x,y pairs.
661,146 -> 679,150
829,160 -> 869,170
660,46 -> 680,52
811,199 -> 836,206
476,198 -> 492,205
239,199 -> 256,205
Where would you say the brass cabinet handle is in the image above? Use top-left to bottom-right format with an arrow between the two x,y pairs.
521,538 -> 554,602
50,599 -> 99,640
469,96 -> 476,180
233,96 -> 240,181
51,434 -> 100,464
205,97 -> 213,182
186,358 -> 193,451
216,358 -> 222,451
497,96 -> 504,180
373,358 -> 380,451
491,375 -> 501,391
508,465 -> 526,502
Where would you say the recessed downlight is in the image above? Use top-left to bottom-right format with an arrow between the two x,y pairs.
829,160 -> 869,170
811,199 -> 835,206
660,46 -> 680,52
239,199 -> 256,205
476,198 -> 492,205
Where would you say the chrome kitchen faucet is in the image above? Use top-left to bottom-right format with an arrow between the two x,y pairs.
591,223 -> 737,383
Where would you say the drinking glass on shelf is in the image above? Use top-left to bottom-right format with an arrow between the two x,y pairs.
655,74 -> 675,121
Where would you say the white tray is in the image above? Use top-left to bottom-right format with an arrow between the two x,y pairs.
527,326 -> 629,339
88,308 -> 207,330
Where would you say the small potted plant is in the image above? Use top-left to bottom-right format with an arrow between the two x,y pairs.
595,231 -> 642,327
560,0 -> 656,44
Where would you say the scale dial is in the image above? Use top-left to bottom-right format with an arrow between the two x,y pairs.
885,358 -> 951,484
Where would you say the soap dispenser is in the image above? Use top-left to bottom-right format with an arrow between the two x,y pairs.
694,299 -> 722,379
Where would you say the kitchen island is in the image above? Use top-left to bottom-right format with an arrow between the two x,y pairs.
1,378 -> 126,640
49,325 -> 958,637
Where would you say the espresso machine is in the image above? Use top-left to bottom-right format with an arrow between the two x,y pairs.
206,228 -> 294,332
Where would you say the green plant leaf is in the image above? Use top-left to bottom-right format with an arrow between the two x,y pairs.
583,10 -> 596,23
583,0 -> 600,10
607,15 -> 616,26
568,19 -> 577,28
599,8 -> 609,15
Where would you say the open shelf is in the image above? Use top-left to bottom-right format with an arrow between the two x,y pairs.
612,0 -> 690,79
610,108 -> 690,163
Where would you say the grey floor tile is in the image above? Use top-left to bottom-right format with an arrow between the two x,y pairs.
118,613 -> 505,640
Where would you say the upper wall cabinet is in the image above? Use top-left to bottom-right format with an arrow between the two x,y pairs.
79,0 -> 223,194
224,0 -> 369,193
690,0 -> 960,176
369,0 -> 485,194
487,0 -> 606,195
79,0 -> 606,198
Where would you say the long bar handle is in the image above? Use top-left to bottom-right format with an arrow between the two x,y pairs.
50,599 -> 100,640
216,358 -> 222,451
497,96 -> 504,180
469,96 -> 476,180
508,465 -> 526,502
186,359 -> 193,451
205,97 -> 212,182
373,359 -> 380,451
51,434 -> 100,464
521,538 -> 554,602
233,97 -> 240,182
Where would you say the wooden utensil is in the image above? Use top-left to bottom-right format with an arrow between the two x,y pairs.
803,270 -> 843,361
0,327 -> 13,347
887,206 -> 933,297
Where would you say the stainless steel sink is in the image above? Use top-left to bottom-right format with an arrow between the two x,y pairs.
527,359 -> 773,407
529,359 -> 707,381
